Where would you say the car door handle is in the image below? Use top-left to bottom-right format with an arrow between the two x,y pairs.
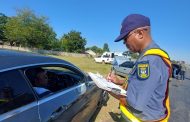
55,106 -> 63,113
50,106 -> 65,120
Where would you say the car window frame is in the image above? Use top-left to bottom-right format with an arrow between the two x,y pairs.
22,63 -> 87,100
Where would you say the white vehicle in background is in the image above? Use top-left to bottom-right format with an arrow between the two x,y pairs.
94,52 -> 126,64
94,52 -> 114,64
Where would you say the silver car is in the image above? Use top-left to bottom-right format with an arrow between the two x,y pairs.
0,50 -> 108,122
112,56 -> 134,77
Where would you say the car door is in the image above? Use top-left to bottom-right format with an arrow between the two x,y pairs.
119,61 -> 134,76
38,82 -> 87,122
70,76 -> 103,122
116,62 -> 127,76
0,70 -> 39,122
25,65 -> 89,122
48,67 -> 102,122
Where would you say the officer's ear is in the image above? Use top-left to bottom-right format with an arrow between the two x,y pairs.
135,30 -> 143,39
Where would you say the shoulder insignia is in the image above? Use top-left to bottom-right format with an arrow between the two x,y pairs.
137,61 -> 150,80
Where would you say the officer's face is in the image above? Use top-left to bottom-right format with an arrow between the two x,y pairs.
124,28 -> 146,53
123,30 -> 139,53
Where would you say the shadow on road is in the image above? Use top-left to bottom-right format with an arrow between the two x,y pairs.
89,107 -> 102,122
109,112 -> 121,121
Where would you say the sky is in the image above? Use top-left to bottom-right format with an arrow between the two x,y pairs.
0,0 -> 190,63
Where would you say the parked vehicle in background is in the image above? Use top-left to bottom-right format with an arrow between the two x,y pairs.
172,63 -> 181,79
94,52 -> 114,64
94,52 -> 127,64
0,49 -> 108,122
112,56 -> 135,77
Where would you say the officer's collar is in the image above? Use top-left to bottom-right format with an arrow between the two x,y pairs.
139,41 -> 159,57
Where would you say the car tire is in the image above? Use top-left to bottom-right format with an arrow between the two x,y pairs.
97,91 -> 109,108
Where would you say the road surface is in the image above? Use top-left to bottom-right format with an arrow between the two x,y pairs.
169,69 -> 190,122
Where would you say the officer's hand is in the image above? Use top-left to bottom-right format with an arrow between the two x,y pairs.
106,73 -> 124,85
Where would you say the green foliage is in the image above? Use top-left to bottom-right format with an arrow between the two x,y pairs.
4,16 -> 27,46
60,30 -> 86,53
131,53 -> 139,59
86,43 -> 109,55
51,40 -> 62,51
123,50 -> 139,59
103,43 -> 109,52
0,13 -> 9,42
2,8 -> 88,52
86,46 -> 103,55
4,8 -> 57,49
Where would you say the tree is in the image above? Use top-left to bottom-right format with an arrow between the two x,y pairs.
131,53 -> 139,59
123,50 -> 139,59
26,17 -> 57,49
4,8 -> 57,49
60,30 -> 86,53
51,40 -> 62,51
86,46 -> 103,55
103,43 -> 109,52
0,13 -> 9,42
4,16 -> 28,46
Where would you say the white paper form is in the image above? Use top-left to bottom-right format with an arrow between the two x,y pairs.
88,72 -> 127,96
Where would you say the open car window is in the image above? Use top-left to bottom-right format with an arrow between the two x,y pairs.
24,65 -> 85,98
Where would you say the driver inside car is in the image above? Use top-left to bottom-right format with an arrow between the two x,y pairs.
33,68 -> 52,96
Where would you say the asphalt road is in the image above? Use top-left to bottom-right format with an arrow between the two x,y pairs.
169,69 -> 190,122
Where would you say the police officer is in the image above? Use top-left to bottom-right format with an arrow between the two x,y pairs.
107,14 -> 172,122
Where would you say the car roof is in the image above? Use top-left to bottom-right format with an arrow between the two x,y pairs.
0,49 -> 75,72
113,56 -> 133,65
